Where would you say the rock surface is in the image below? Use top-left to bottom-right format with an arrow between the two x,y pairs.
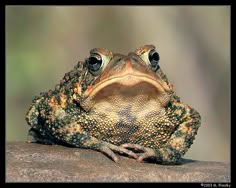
6,142 -> 230,182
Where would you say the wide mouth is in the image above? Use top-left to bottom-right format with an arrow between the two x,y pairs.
82,73 -> 169,98
80,73 -> 171,111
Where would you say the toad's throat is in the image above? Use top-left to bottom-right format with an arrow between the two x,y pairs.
80,74 -> 171,111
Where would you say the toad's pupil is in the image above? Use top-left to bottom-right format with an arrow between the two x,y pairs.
148,51 -> 160,71
88,56 -> 102,71
149,51 -> 160,63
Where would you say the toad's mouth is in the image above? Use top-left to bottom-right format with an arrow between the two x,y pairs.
80,73 -> 171,111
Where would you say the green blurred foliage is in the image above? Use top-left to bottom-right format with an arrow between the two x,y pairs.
6,6 -> 230,162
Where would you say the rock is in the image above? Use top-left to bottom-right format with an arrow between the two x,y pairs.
6,142 -> 230,182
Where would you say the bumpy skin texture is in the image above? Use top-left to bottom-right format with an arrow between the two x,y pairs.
26,45 -> 201,164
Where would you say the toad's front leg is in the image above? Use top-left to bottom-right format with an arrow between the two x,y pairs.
29,122 -> 139,162
47,120 -> 138,162
121,103 -> 201,164
67,133 -> 139,162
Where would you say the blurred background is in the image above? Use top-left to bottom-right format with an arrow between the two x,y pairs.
6,6 -> 230,162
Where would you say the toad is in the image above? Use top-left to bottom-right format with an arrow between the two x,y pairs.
26,45 -> 201,164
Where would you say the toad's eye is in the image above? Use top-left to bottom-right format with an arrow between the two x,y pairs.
148,49 -> 160,71
87,54 -> 103,73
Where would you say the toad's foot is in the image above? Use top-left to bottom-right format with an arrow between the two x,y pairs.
99,142 -> 139,162
121,143 -> 157,162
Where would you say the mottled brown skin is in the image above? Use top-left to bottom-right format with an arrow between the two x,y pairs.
26,45 -> 201,164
